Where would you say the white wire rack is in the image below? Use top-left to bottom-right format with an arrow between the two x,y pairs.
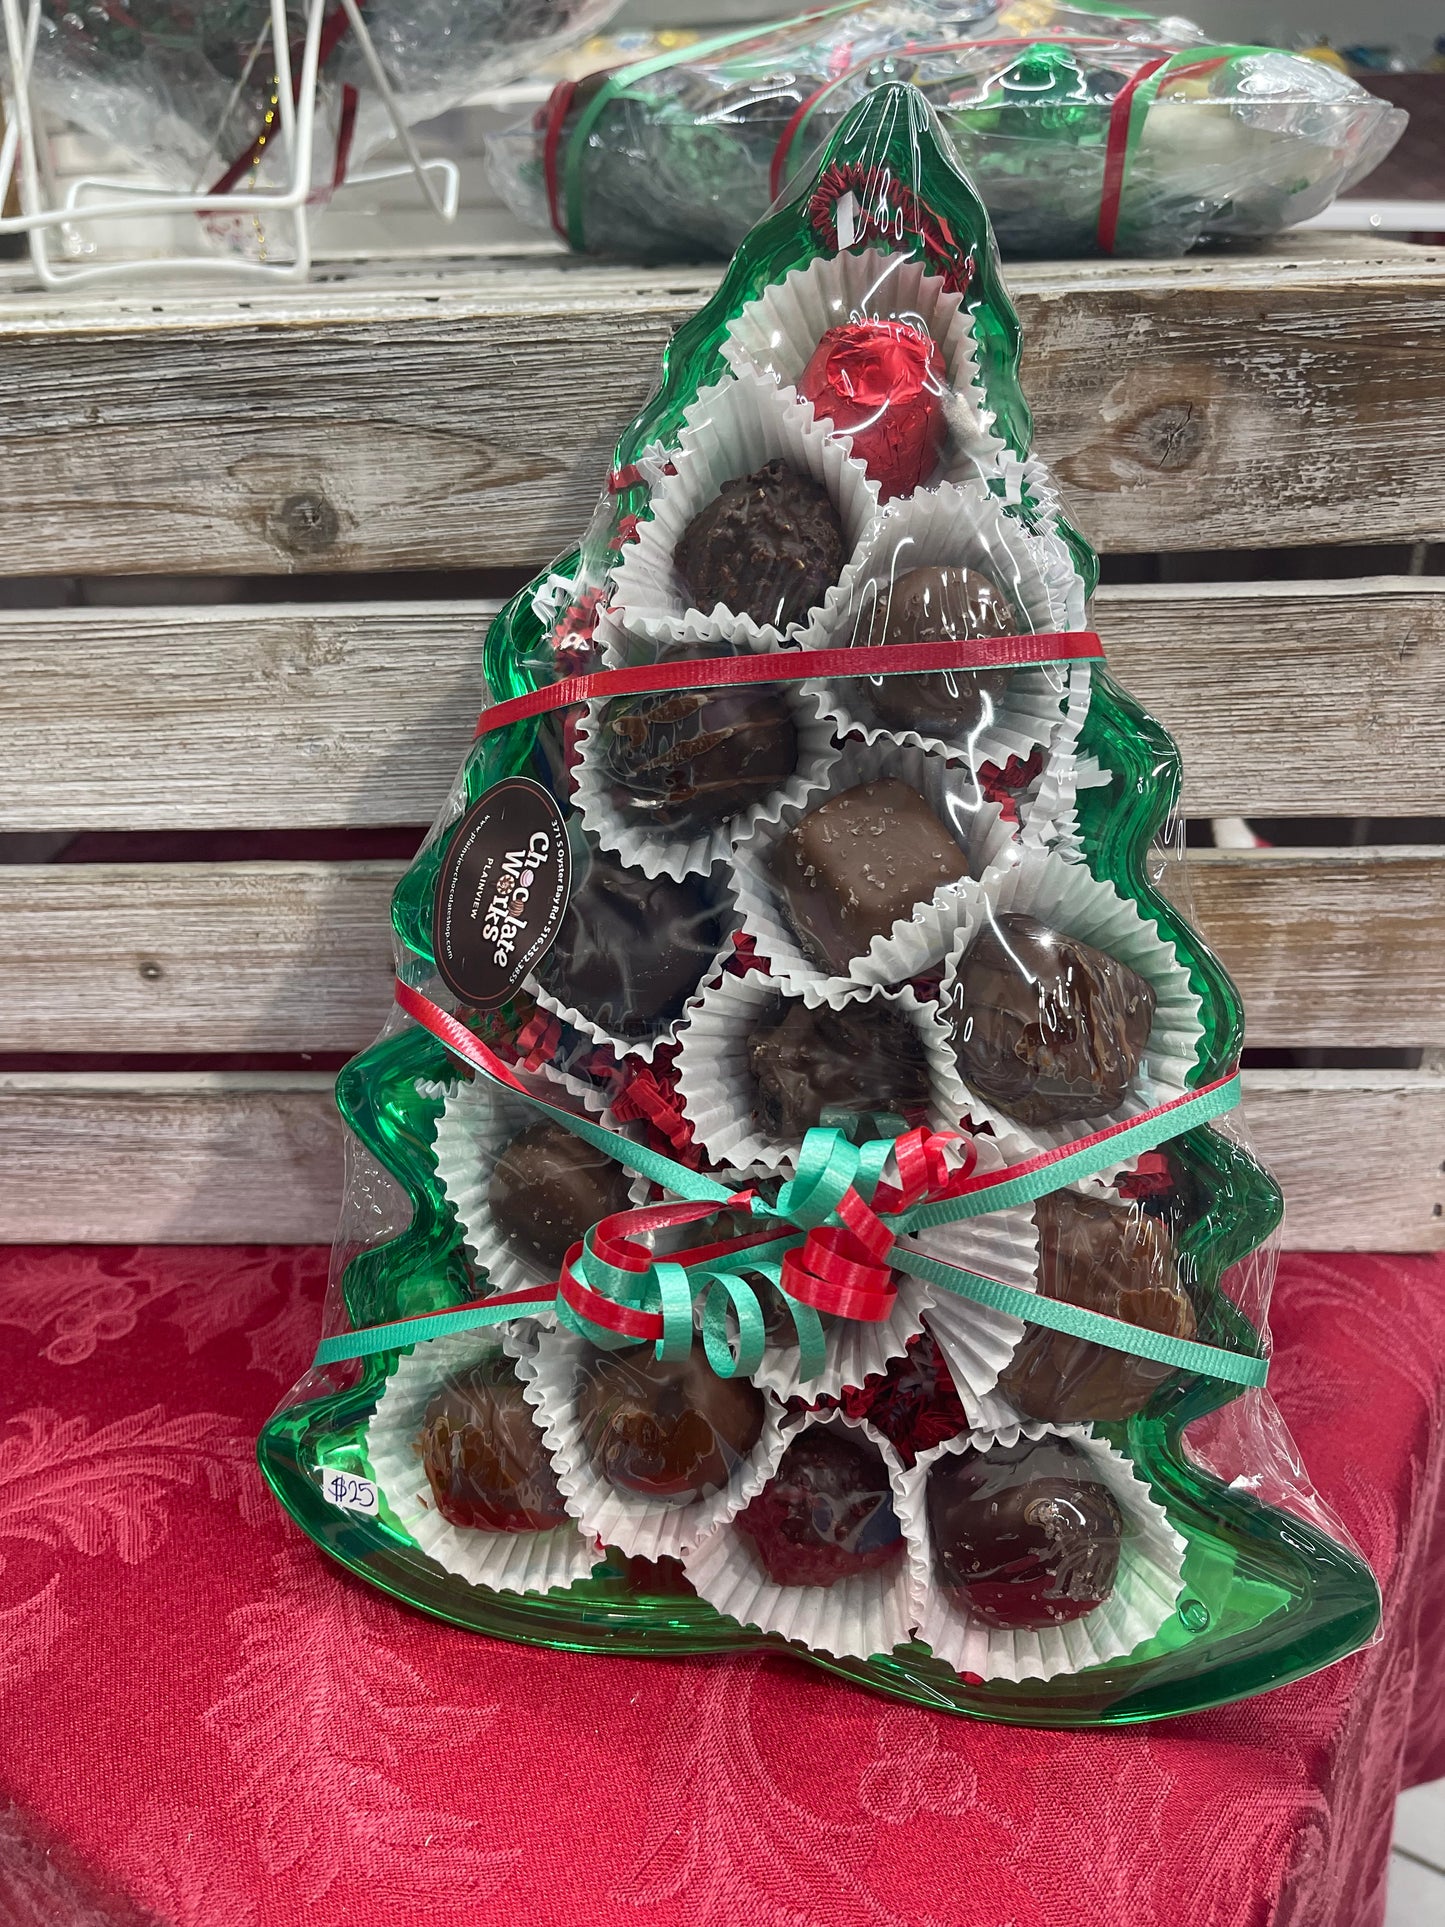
0,0 -> 460,284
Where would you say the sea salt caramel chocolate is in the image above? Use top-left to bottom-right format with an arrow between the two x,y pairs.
769,779 -> 970,972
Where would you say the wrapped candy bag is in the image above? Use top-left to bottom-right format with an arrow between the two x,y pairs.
261,82 -> 1380,1723
26,0 -> 621,211
489,0 -> 1405,261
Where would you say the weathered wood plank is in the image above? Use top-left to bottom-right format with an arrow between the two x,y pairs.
1188,848 -> 1445,1049
0,1072 -> 343,1244
0,861 -> 400,1052
0,246 -> 1441,572
2,578 -> 1442,829
3,847 -> 1442,1054
0,1068 -> 1437,1248
1103,579 -> 1445,819
0,600 -> 487,831
1242,1070 -> 1445,1253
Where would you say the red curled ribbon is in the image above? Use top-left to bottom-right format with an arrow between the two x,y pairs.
780,1124 -> 976,1322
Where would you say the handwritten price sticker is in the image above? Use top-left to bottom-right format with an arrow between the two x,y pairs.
320,1471 -> 380,1518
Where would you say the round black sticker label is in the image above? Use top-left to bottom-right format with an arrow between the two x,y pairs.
431,778 -> 572,1009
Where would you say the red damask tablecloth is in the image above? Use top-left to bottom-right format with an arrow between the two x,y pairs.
1,1245 -> 1443,1927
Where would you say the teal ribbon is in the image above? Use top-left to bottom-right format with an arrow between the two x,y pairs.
316,984 -> 1262,1390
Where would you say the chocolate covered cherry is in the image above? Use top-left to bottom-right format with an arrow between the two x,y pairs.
926,1436 -> 1123,1629
738,1429 -> 903,1587
418,1356 -> 570,1533
949,913 -> 1156,1127
799,320 -> 947,499
576,1343 -> 766,1504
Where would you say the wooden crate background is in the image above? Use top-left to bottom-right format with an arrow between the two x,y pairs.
1,236 -> 1441,1249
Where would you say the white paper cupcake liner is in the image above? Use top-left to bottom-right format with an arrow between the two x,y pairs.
681,1409 -> 915,1662
1032,748 -> 1112,867
525,866 -> 741,1067
607,372 -> 881,652
719,246 -> 1007,488
827,477 -> 1088,650
363,1330 -> 602,1597
1020,661 -> 1095,855
431,1069 -> 630,1298
899,1423 -> 1187,1684
894,1131 -> 1040,1424
753,1275 -> 932,1405
572,679 -> 841,882
1016,454 -> 1082,556
672,970 -> 966,1177
730,737 -> 1004,994
939,842 -> 1206,1154
517,1322 -> 790,1561
807,659 -> 1069,782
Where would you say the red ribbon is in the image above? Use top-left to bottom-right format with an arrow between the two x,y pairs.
782,1124 -> 973,1325
1096,53 -> 1171,254
474,632 -> 1101,739
540,76 -> 581,242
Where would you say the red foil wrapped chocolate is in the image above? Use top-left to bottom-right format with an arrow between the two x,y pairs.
799,320 -> 947,500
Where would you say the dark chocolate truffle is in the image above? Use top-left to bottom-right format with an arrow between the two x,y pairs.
418,1355 -> 570,1533
1001,1191 -> 1196,1424
598,671 -> 798,833
737,1428 -> 903,1587
770,779 -> 970,972
926,1436 -> 1123,1629
537,844 -> 724,1036
488,1120 -> 634,1276
747,995 -> 932,1138
576,1343 -> 766,1504
675,459 -> 846,631
949,912 -> 1156,1127
853,564 -> 1017,736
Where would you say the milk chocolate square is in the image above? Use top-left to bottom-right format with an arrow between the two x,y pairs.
769,779 -> 969,972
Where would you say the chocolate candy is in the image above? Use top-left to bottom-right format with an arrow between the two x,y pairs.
770,779 -> 970,972
676,459 -> 846,631
1001,1192 -> 1196,1423
737,1429 -> 903,1587
949,912 -> 1156,1127
747,994 -> 932,1138
799,320 -> 947,500
576,1343 -> 766,1504
926,1436 -> 1123,1629
852,565 -> 1017,736
418,1355 -> 570,1533
488,1120 -> 633,1276
598,666 -> 798,833
537,845 -> 724,1036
